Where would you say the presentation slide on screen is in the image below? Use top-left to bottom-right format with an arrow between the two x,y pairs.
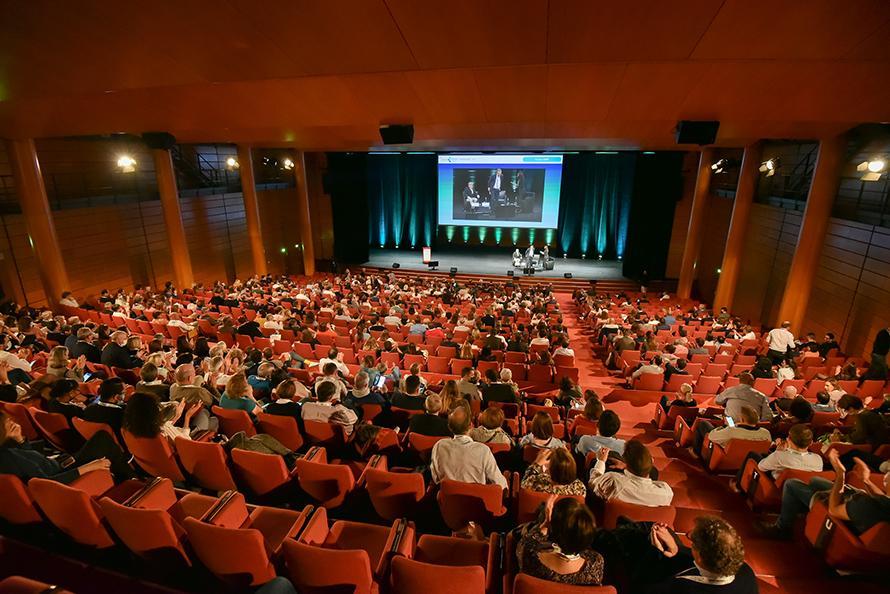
437,154 -> 563,229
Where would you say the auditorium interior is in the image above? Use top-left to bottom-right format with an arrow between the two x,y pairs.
1,2 -> 890,593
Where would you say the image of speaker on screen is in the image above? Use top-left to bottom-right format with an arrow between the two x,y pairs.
451,167 -> 545,222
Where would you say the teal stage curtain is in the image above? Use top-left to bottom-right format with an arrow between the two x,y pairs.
367,154 -> 436,248
557,153 -> 636,258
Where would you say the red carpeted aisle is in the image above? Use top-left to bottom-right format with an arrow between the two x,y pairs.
555,291 -> 888,594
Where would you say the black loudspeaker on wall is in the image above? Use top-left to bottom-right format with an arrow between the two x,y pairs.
141,132 -> 177,150
675,121 -> 720,145
564,273 -> 573,279
507,270 -> 514,277
392,263 -> 400,269
379,124 -> 414,145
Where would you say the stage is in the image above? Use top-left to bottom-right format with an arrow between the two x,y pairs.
362,249 -> 626,281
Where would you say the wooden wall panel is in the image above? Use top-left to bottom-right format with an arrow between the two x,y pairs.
305,152 -> 335,261
694,195 -> 733,304
804,220 -> 890,357
0,214 -> 45,307
664,152 -> 698,278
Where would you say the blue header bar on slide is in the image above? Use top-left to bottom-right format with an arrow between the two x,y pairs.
438,154 -> 563,165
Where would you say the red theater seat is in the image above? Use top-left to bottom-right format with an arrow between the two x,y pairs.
601,499 -> 677,529
391,556 -> 486,594
255,412 -> 304,451
702,436 -> 772,473
295,447 -> 355,509
28,475 -> 118,549
804,499 -> 890,573
414,534 -> 500,594
283,506 -> 413,594
174,437 -> 238,492
437,478 -> 508,532
211,405 -> 256,438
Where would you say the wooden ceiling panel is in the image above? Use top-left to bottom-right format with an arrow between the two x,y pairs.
544,63 -> 627,121
471,65 -> 547,123
546,0 -> 722,62
844,20 -> 890,60
344,72 -> 432,124
226,0 -> 417,76
385,0 -> 548,69
404,69 -> 488,124
692,0 -> 890,60
607,63 -> 710,121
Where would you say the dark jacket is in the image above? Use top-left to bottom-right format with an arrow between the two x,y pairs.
81,402 -> 125,432
0,442 -> 80,484
101,343 -> 139,369
481,383 -> 518,408
391,391 -> 426,411
408,413 -> 451,437
69,340 -> 102,364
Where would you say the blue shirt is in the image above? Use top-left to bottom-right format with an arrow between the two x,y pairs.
220,393 -> 255,413
576,434 -> 626,456
409,323 -> 428,336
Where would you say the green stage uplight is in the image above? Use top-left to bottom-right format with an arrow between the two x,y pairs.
494,227 -> 503,244
528,228 -> 536,245
445,226 -> 455,242
545,229 -> 554,245
478,226 -> 487,242
511,228 -> 520,245
462,226 -> 470,243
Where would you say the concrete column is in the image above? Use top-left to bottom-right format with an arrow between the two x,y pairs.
677,148 -> 714,299
292,151 -> 316,276
6,139 -> 70,308
713,142 -> 762,311
236,145 -> 267,276
152,148 -> 194,289
775,135 -> 846,329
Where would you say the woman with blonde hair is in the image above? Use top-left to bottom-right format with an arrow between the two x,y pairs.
46,346 -> 85,381
438,380 -> 460,412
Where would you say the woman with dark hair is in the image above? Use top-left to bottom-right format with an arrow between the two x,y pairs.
123,391 -> 203,442
519,412 -> 566,450
521,448 -> 586,496
174,335 -> 195,366
194,336 -> 211,360
556,376 -> 583,407
751,357 -> 775,379
0,411 -> 135,482
516,498 -> 604,585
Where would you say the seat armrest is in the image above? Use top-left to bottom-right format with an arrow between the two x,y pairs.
70,468 -> 115,497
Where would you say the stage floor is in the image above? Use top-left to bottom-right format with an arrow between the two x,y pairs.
363,249 -> 625,281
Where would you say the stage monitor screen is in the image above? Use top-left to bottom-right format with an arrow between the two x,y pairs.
438,154 -> 563,228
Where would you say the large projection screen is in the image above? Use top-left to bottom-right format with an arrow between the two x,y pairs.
437,154 -> 563,229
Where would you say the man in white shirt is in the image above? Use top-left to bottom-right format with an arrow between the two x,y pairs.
301,381 -> 357,434
631,355 -> 664,380
59,291 -> 79,308
430,406 -> 508,489
734,424 -> 822,487
766,321 -> 795,364
693,405 -> 772,452
588,440 -> 673,507
318,347 -> 349,376
314,362 -> 348,399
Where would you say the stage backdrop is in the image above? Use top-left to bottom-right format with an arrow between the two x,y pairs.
327,151 -> 682,278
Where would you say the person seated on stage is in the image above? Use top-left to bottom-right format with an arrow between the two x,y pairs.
542,245 -> 550,261
512,248 -> 523,267
462,180 -> 481,212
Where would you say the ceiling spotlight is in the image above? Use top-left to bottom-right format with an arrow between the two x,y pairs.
225,157 -> 239,170
759,158 -> 779,177
857,159 -> 886,181
710,158 -> 729,174
282,158 -> 295,170
116,155 -> 136,173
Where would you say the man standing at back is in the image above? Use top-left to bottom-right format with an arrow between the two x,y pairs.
715,372 -> 772,421
430,406 -> 508,489
766,321 -> 795,364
